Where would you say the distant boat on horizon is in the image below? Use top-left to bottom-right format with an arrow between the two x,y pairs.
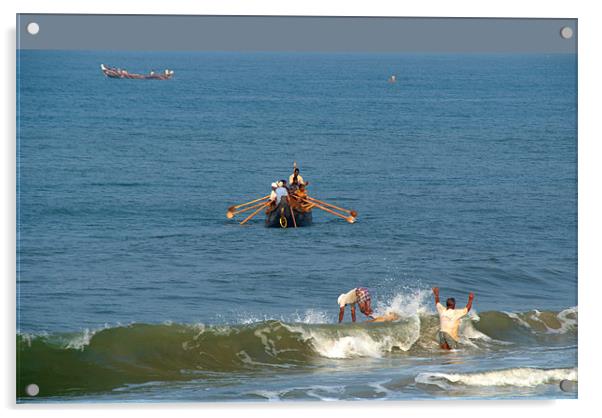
100,64 -> 174,80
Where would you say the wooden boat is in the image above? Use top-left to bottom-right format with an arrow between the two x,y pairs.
265,196 -> 313,228
227,168 -> 356,227
100,64 -> 174,80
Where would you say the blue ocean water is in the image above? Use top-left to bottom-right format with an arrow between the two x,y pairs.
17,51 -> 577,401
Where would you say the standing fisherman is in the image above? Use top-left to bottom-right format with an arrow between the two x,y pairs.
289,167 -> 308,188
289,162 -> 309,189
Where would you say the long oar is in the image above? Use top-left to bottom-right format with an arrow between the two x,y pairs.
289,201 -> 298,228
296,197 -> 355,223
228,195 -> 270,213
305,196 -> 358,218
227,201 -> 268,219
240,202 -> 270,225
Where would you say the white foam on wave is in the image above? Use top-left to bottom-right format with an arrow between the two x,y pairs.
235,309 -> 332,326
235,350 -> 293,369
253,324 -> 299,357
305,385 -> 345,401
550,306 -> 578,334
458,311 -> 498,346
18,331 -> 49,347
249,389 -> 282,401
64,323 -> 115,350
20,323 -> 135,350
308,332 -> 387,359
416,367 -> 577,389
503,306 -> 577,335
64,322 -> 143,350
503,311 -> 532,329
181,323 -> 207,351
367,380 -> 394,397
65,328 -> 96,350
293,289 -> 429,359
189,322 -> 206,337
248,384 -> 343,401
292,316 -> 422,359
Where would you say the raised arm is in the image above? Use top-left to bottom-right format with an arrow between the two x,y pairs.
432,287 -> 440,305
466,292 -> 475,312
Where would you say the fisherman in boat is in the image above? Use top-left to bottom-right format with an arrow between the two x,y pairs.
274,180 -> 289,205
289,182 -> 310,211
337,287 -> 374,323
432,287 -> 474,350
269,182 -> 278,205
289,168 -> 308,189
295,183 -> 308,199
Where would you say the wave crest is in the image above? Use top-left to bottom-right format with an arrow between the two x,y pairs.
17,306 -> 577,397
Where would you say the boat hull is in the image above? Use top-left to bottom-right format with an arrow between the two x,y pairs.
100,64 -> 173,80
265,200 -> 312,228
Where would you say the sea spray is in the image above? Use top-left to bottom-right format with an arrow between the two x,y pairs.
375,287 -> 431,318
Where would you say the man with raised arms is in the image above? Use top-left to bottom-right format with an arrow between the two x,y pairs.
432,287 -> 474,350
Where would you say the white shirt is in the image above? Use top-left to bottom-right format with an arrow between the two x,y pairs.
337,288 -> 358,307
436,303 -> 468,341
275,187 -> 288,204
289,174 -> 305,185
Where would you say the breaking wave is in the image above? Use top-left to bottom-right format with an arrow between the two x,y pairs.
17,304 -> 576,397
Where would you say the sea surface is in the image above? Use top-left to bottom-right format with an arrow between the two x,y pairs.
17,50 -> 577,402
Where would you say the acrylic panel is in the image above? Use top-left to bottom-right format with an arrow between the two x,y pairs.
16,15 -> 577,402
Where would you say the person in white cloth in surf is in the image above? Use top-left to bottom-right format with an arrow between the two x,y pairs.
338,287 -> 374,323
432,287 -> 474,350
337,287 -> 401,323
